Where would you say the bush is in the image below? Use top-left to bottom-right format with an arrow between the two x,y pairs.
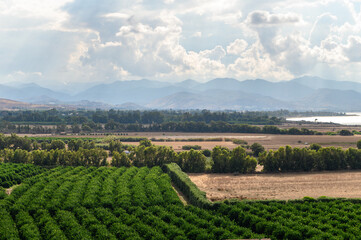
182,145 -> 201,150
232,139 -> 248,145
339,129 -> 353,136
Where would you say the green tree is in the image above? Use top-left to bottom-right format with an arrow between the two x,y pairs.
139,139 -> 152,147
211,146 -> 230,173
49,140 -> 66,150
229,146 -> 247,173
250,143 -> 265,157
310,143 -> 322,151
112,151 -> 131,167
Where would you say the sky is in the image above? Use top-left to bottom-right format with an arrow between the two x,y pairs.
1,0 -> 361,88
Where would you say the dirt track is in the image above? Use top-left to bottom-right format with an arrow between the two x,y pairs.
189,171 -> 361,201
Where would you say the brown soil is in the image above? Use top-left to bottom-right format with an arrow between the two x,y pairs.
189,171 -> 361,201
5,184 -> 20,195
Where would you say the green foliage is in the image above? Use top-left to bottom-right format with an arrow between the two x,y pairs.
339,129 -> 353,136
49,140 -> 66,150
181,145 -> 202,150
250,142 -> 265,157
112,151 -> 131,167
178,150 -> 207,173
309,143 -> 322,151
231,139 -> 248,145
0,163 -> 46,188
2,163 -> 361,239
259,145 -> 361,172
164,163 -> 212,208
202,149 -> 212,157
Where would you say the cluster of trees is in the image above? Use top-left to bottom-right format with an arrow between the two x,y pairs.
259,145 -> 361,172
1,120 -> 324,135
1,148 -> 108,167
211,146 -> 257,173
0,134 -> 98,152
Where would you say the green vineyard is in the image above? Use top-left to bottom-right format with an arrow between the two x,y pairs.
1,163 -> 361,239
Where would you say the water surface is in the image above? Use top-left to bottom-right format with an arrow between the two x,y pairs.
287,113 -> 361,125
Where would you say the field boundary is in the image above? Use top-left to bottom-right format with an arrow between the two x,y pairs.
163,163 -> 213,208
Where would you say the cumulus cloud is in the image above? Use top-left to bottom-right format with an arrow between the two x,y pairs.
227,39 -> 248,55
343,36 -> 361,62
246,10 -> 301,26
227,43 -> 293,80
1,0 -> 361,87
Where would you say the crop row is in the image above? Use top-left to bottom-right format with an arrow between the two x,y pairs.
214,199 -> 361,239
0,163 -> 46,188
0,165 -> 265,239
4,163 -> 361,239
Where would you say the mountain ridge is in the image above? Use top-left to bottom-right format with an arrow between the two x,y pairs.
2,76 -> 361,111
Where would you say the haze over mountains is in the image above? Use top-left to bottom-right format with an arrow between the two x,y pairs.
1,76 -> 361,111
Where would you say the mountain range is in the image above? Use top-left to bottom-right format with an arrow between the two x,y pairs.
1,76 -> 361,111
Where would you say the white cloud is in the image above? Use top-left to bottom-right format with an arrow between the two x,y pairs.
343,36 -> 361,62
246,11 -> 301,26
227,39 -> 248,55
1,0 -> 361,87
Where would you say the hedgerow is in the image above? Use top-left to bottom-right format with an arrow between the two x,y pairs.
163,163 -> 212,208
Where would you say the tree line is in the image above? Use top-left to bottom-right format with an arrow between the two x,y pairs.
4,134 -> 361,173
259,145 -> 361,172
1,120 -> 325,135
0,109 -> 282,125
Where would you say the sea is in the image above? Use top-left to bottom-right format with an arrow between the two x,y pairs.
286,113 -> 361,125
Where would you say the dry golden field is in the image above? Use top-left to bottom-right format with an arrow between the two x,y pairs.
120,131 -> 361,150
189,171 -> 361,201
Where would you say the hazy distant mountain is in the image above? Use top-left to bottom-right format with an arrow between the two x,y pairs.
292,76 -> 361,94
74,80 -> 191,105
3,76 -> 361,111
147,90 -> 293,110
180,78 -> 314,101
298,88 -> 361,111
115,102 -> 146,110
19,83 -> 70,102
0,83 -> 69,103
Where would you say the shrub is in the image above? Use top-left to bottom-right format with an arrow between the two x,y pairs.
182,145 -> 202,150
339,129 -> 353,136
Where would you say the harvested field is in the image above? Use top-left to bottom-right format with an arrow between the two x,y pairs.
17,129 -> 361,150
123,132 -> 361,150
189,171 -> 361,201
